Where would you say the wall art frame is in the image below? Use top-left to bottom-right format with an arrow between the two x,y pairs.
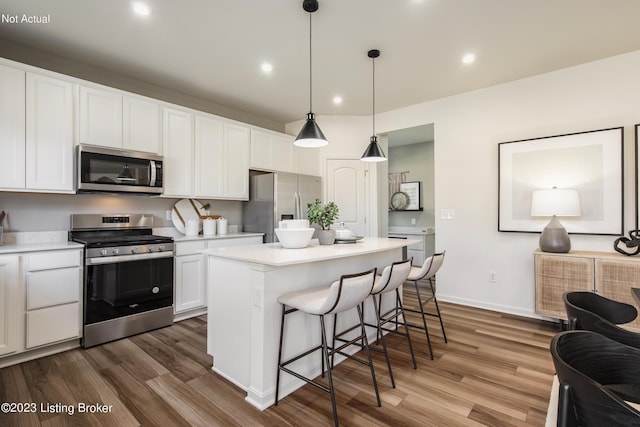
399,181 -> 421,210
498,127 -> 623,235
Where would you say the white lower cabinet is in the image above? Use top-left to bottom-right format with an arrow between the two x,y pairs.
174,241 -> 207,315
387,233 -> 434,266
26,303 -> 80,349
174,236 -> 262,319
24,249 -> 82,349
0,248 -> 83,366
0,255 -> 20,357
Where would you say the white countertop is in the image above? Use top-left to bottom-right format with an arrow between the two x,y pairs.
202,237 -> 419,267
153,227 -> 263,242
0,240 -> 84,255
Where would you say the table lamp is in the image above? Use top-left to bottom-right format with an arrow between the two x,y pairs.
530,187 -> 581,253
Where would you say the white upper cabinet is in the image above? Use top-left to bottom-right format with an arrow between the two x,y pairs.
250,128 -> 319,176
79,84 -> 161,154
79,85 -> 122,149
25,72 -> 74,192
250,129 -> 294,173
162,106 -> 193,197
194,114 -> 225,197
224,122 -> 250,200
0,64 -> 26,190
165,111 -> 249,200
123,95 -> 161,154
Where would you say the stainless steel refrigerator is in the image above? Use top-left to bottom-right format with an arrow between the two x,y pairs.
243,170 -> 322,243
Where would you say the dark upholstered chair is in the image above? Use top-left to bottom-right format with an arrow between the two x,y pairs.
563,291 -> 640,349
551,330 -> 640,426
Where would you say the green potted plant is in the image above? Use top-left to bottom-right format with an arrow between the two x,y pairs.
306,199 -> 339,245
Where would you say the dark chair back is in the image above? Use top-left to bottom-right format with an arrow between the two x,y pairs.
562,291 -> 640,350
551,330 -> 640,427
564,291 -> 637,327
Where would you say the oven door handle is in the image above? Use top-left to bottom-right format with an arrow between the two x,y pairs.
86,251 -> 174,265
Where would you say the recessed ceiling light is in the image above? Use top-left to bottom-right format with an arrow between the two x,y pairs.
333,96 -> 343,105
261,62 -> 273,73
462,53 -> 476,64
132,2 -> 150,16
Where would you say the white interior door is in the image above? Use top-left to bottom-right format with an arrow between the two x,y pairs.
326,159 -> 367,236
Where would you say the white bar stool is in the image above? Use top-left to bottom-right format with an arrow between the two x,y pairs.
404,251 -> 447,360
366,258 -> 417,388
274,268 -> 381,427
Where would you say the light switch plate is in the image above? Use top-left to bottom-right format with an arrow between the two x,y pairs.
441,209 -> 456,220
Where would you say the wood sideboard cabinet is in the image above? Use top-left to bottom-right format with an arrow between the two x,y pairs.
534,250 -> 640,330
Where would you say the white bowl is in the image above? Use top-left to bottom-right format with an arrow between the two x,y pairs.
278,219 -> 310,229
275,228 -> 314,249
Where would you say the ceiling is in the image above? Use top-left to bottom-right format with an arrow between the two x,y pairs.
2,0 -> 640,128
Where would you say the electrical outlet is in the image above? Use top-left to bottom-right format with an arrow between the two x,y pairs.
165,210 -> 172,220
411,218 -> 416,225
489,271 -> 497,283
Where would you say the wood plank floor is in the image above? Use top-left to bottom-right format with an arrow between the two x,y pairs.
0,285 -> 558,426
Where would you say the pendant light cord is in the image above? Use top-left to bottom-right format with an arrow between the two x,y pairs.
309,13 -> 313,113
372,55 -> 376,136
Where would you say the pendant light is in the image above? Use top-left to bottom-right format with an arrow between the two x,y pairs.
293,0 -> 328,148
361,49 -> 387,162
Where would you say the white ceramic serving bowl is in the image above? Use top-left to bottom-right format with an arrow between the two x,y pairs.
274,228 -> 315,249
278,219 -> 310,229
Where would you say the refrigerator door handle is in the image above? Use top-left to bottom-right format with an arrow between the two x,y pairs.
294,191 -> 300,219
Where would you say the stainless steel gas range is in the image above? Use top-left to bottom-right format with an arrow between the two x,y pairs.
69,214 -> 174,348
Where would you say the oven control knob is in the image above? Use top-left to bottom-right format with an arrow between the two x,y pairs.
131,247 -> 138,254
159,245 -> 165,251
112,248 -> 119,255
148,246 -> 155,252
100,249 -> 108,256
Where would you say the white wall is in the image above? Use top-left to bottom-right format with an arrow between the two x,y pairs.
388,142 -> 435,228
297,50 -> 640,319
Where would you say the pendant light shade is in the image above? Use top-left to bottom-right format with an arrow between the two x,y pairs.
361,136 -> 386,162
294,112 -> 328,147
294,0 -> 328,148
361,49 -> 387,162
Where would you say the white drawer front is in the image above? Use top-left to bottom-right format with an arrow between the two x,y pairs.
175,241 -> 207,256
26,267 -> 80,309
207,236 -> 262,248
27,250 -> 81,271
408,240 -> 424,251
26,303 -> 80,348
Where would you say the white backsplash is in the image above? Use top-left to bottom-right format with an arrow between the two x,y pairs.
3,231 -> 68,245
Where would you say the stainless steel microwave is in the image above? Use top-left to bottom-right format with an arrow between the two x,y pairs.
76,145 -> 164,195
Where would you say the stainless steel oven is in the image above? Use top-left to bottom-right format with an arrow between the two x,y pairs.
70,214 -> 174,348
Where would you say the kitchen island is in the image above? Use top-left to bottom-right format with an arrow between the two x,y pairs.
203,237 -> 417,410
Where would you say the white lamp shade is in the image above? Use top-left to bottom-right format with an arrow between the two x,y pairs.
531,188 -> 581,217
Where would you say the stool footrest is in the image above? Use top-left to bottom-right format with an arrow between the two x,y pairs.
279,366 -> 331,394
280,344 -> 323,368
